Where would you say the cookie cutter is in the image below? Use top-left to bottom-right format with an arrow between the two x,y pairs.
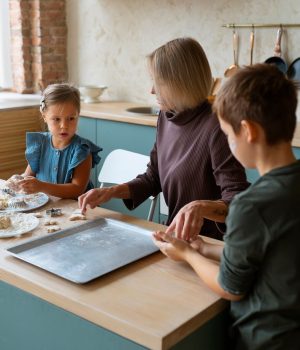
46,208 -> 62,217
1,188 -> 16,197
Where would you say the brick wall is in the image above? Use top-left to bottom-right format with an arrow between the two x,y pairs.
9,0 -> 68,93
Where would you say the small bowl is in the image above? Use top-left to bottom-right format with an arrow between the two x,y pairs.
79,85 -> 107,103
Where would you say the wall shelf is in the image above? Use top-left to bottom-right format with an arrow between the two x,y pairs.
223,23 -> 300,29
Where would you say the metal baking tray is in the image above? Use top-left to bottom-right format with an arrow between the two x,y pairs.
7,218 -> 159,284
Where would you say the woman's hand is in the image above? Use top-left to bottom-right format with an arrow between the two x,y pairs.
78,187 -> 115,213
165,201 -> 205,241
18,176 -> 42,194
153,231 -> 193,262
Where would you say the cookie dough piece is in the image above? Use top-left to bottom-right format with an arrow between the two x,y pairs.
44,220 -> 58,226
5,174 -> 24,192
69,209 -> 86,221
33,212 -> 43,218
0,216 -> 11,229
69,214 -> 86,221
0,199 -> 8,210
46,225 -> 61,233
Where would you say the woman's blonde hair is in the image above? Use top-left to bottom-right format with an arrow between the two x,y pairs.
148,37 -> 213,112
40,83 -> 80,113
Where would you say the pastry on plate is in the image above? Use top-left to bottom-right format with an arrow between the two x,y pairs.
0,216 -> 11,229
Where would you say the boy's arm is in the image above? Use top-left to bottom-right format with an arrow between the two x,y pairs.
190,237 -> 224,262
153,231 -> 244,301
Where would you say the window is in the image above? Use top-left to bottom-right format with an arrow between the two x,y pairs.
0,0 -> 12,89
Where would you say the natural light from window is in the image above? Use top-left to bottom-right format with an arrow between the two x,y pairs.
0,0 -> 13,89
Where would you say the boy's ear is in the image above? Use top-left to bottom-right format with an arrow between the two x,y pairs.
240,120 -> 258,143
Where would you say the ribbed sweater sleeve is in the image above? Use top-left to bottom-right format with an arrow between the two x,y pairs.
123,141 -> 162,210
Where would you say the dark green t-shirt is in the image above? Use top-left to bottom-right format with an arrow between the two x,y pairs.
219,160 -> 300,350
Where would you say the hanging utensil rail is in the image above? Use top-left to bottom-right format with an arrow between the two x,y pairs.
223,23 -> 300,29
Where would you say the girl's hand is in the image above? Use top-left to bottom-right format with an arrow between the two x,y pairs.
18,176 -> 42,194
78,188 -> 114,213
152,231 -> 193,262
165,201 -> 204,242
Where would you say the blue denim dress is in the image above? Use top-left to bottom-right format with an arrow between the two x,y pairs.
26,132 -> 102,191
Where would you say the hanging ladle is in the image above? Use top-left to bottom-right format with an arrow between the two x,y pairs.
224,27 -> 239,77
264,26 -> 287,74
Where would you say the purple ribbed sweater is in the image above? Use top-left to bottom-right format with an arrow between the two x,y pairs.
124,101 -> 249,240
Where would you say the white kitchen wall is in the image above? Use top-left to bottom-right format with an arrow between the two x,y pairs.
67,0 -> 300,113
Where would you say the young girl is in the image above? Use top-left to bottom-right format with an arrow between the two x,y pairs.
18,83 -> 101,199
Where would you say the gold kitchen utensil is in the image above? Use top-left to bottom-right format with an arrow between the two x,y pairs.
224,28 -> 239,77
250,26 -> 254,65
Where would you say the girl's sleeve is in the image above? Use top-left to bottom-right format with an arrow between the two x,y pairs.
68,139 -> 102,172
25,132 -> 43,173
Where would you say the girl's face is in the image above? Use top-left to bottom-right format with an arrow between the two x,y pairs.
43,101 -> 79,148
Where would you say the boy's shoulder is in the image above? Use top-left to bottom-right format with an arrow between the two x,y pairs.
231,160 -> 300,213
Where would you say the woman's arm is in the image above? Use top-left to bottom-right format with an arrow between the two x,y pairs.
78,183 -> 131,213
19,155 -> 93,199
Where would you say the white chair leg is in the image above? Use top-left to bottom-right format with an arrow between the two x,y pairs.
147,195 -> 158,222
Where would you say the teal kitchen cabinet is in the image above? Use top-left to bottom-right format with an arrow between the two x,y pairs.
246,147 -> 300,184
0,281 -> 229,350
78,117 -> 159,222
78,117 -> 98,187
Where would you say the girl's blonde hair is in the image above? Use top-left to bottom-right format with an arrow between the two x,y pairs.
40,83 -> 80,113
148,37 -> 213,112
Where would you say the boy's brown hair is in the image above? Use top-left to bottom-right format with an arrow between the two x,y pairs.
213,64 -> 298,145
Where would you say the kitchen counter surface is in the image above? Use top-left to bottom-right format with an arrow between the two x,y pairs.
0,197 -> 227,350
0,92 -> 40,110
80,101 -> 300,147
81,101 -> 158,127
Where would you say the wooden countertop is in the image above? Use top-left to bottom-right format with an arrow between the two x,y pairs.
0,198 -> 227,350
80,101 -> 300,147
80,101 -> 158,127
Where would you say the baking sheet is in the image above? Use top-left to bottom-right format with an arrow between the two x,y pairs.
7,218 -> 158,283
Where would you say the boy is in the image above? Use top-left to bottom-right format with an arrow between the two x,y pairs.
153,64 -> 300,349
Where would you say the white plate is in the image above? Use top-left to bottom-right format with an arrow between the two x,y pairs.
0,192 -> 49,213
0,213 -> 39,238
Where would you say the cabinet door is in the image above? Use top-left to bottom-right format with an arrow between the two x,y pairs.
78,117 -> 98,187
96,119 -> 159,222
245,147 -> 300,184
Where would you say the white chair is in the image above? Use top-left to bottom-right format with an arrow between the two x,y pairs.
98,149 -> 158,221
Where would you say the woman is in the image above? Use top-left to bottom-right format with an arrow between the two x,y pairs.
79,37 -> 249,241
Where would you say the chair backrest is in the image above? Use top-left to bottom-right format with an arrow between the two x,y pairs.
98,149 -> 157,221
98,149 -> 150,185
